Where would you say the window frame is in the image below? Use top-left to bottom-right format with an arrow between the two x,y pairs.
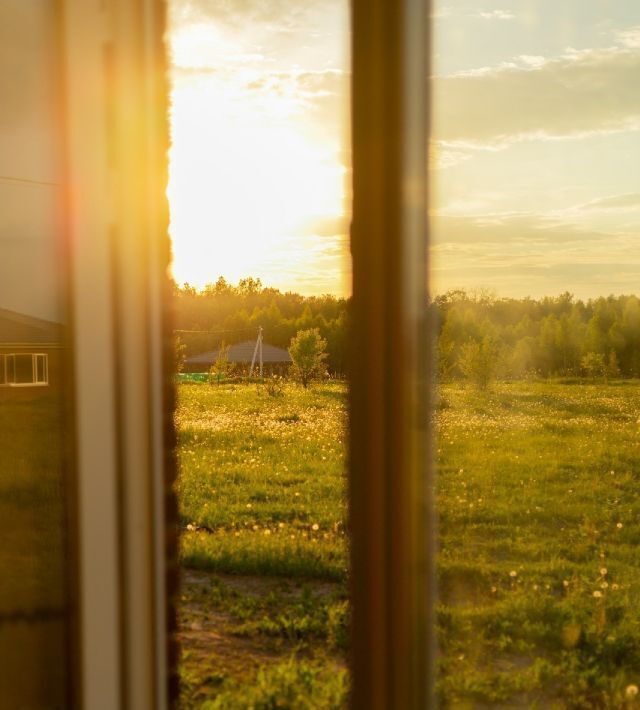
58,0 -> 432,707
0,353 -> 50,387
349,0 -> 433,707
61,0 -> 175,707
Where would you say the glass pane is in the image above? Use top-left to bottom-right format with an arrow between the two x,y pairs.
168,0 -> 351,705
0,1 -> 72,706
13,354 -> 34,384
432,2 -> 640,705
36,355 -> 48,384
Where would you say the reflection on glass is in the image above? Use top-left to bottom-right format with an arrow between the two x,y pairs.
432,2 -> 640,706
0,2 -> 71,706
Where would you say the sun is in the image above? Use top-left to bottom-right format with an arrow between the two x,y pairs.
167,20 -> 350,295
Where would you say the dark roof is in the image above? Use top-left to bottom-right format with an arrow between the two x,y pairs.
0,308 -> 63,345
186,340 -> 292,366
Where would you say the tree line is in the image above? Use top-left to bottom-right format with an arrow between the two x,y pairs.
174,277 -> 348,375
175,279 -> 640,383
435,290 -> 640,383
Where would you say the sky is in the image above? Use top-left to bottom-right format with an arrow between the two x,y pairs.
431,0 -> 640,299
168,0 -> 640,300
168,0 -> 351,296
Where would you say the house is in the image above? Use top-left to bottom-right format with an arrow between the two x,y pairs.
184,339 -> 292,375
0,308 -> 64,398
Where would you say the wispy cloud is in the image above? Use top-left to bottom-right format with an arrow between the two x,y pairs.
473,10 -> 515,20
430,212 -> 640,298
432,7 -> 515,21
577,193 -> 640,212
433,46 -> 640,148
617,26 -> 640,49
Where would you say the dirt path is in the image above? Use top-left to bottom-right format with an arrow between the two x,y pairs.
177,570 -> 347,708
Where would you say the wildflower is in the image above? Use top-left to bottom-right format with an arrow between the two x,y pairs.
601,582 -> 609,589
617,522 -> 623,529
593,590 -> 603,598
626,685 -> 639,699
278,522 -> 285,528
612,583 -> 620,591
186,523 -> 196,532
252,525 -> 258,531
246,503 -> 252,509
563,580 -> 569,588
490,586 -> 497,594
600,567 -> 608,576
312,524 -> 319,531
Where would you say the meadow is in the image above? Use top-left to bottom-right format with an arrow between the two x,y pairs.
177,379 -> 640,708
176,381 -> 349,709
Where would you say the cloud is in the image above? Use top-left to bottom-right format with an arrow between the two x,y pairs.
433,46 -> 640,148
244,69 -> 348,145
617,26 -> 640,49
430,211 -> 640,298
298,214 -> 349,238
577,193 -> 640,212
431,212 -> 608,246
246,69 -> 344,96
473,10 -> 515,20
432,7 -> 514,21
171,0 -> 315,29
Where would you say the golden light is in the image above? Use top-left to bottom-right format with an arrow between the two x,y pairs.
167,20 -> 350,295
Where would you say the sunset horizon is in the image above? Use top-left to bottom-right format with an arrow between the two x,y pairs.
168,0 -> 640,300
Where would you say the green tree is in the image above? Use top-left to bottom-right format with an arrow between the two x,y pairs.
209,342 -> 235,384
289,328 -> 328,388
458,337 -> 498,390
581,352 -> 606,381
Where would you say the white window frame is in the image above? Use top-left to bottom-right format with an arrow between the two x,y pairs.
62,1 -> 173,707
1,353 -> 49,387
34,353 -> 49,385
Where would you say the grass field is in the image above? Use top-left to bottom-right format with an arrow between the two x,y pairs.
177,380 -> 640,708
437,382 -> 640,708
176,381 -> 349,709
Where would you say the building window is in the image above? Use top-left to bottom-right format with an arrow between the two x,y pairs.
2,353 -> 49,387
35,353 -> 48,384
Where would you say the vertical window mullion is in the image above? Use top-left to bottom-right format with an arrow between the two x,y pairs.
350,0 -> 432,708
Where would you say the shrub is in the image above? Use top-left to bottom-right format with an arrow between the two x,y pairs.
289,328 -> 328,388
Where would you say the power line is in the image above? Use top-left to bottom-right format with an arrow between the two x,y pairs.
174,322 -> 293,336
0,175 -> 59,187
174,327 -> 254,335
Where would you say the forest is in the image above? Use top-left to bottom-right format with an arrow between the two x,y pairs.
436,289 -> 640,382
174,279 -> 640,381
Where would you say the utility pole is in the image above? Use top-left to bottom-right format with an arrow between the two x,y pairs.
249,326 -> 263,377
